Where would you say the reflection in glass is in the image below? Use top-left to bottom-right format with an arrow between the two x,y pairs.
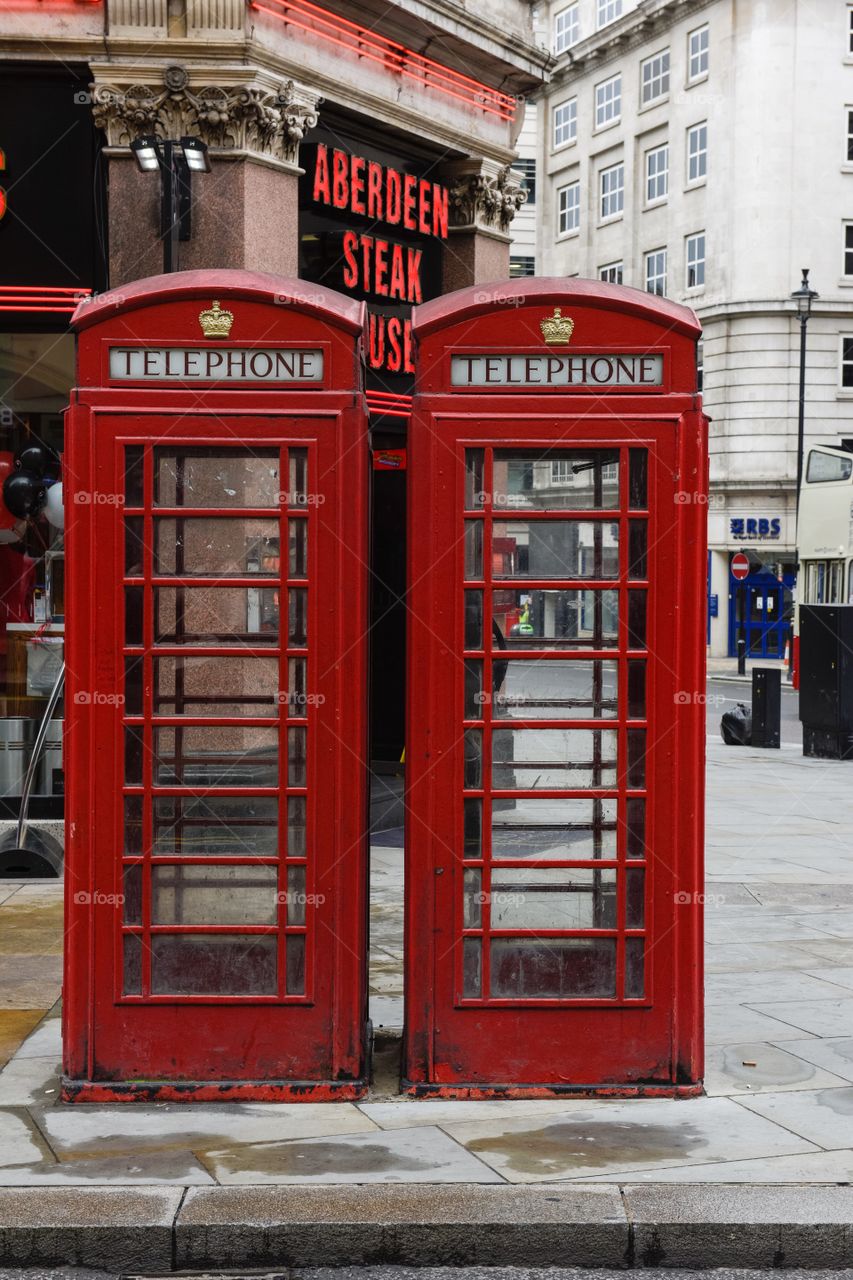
464,659 -> 483,720
493,589 -> 619,648
125,516 -> 144,576
492,521 -> 619,580
152,725 -> 278,787
123,933 -> 142,995
629,449 -> 648,509
151,934 -> 277,995
628,590 -> 647,649
627,659 -> 646,719
289,448 -> 308,506
152,864 -> 278,925
465,449 -> 484,509
288,588 -> 307,646
464,729 -> 482,788
287,934 -> 306,995
123,864 -> 142,924
626,796 -> 646,857
289,519 -> 307,577
125,586 -> 144,646
490,937 -> 616,998
463,937 -> 482,997
625,937 -> 645,998
626,866 -> 645,929
154,518 -> 279,576
154,447 -> 280,508
154,655 -> 280,715
287,865 -> 306,925
629,520 -> 648,579
463,798 -> 482,857
490,867 -> 616,929
627,729 -> 646,788
463,868 -> 482,928
152,795 -> 278,857
464,590 -> 483,650
491,449 -> 619,510
124,445 -> 144,507
494,659 -> 618,719
491,797 -> 618,859
288,794 -> 307,856
465,520 -> 483,578
288,725 -> 307,786
124,657 -> 143,716
492,728 -> 618,789
125,726 -> 144,785
154,586 -> 279,644
124,795 -> 143,854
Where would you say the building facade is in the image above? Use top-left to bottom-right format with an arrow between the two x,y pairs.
538,0 -> 853,657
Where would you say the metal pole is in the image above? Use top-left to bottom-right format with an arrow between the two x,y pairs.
15,662 -> 65,852
795,313 -> 808,514
737,636 -> 746,677
160,140 -> 180,273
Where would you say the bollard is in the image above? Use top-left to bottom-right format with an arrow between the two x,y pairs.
737,636 -> 746,676
752,667 -> 781,749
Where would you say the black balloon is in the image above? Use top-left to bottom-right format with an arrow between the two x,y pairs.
16,444 -> 55,477
3,471 -> 47,518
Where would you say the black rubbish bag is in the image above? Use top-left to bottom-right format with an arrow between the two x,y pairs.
721,702 -> 752,746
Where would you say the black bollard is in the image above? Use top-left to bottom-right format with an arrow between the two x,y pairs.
737,636 -> 746,676
752,668 -> 781,749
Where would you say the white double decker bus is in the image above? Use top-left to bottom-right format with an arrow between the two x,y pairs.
794,444 -> 853,680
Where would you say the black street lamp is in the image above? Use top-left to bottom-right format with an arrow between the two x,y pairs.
791,268 -> 819,511
130,135 -> 211,273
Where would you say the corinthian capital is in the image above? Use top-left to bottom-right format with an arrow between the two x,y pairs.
89,64 -> 321,170
444,158 -> 527,236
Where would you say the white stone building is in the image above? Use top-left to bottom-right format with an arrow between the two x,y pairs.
538,0 -> 853,657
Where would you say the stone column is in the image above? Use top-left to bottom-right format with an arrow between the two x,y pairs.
441,159 -> 526,292
89,63 -> 321,287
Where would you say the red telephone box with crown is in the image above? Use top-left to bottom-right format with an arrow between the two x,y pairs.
404,278 -> 707,1096
62,271 -> 369,1101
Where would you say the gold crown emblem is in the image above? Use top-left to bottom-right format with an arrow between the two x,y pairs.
198,299 -> 234,339
540,307 -> 574,346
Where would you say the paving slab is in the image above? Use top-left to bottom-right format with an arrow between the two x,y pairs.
176,1183 -> 628,1268
702,1041 -> 852,1096
736,1085 -> 853,1149
0,1108 -> 53,1168
773,1036 -> 853,1084
0,1055 -> 60,1106
704,1004 -> 819,1045
0,1009 -> 45,1067
0,1186 -> 182,1271
12,1015 -> 61,1060
199,1123 -> 505,1184
0,956 -> 62,1008
0,1149 -> 214,1185
359,1099 -> 601,1131
586,1149 -> 853,1183
704,971 -> 853,1004
745,998 -> 853,1038
622,1184 -> 853,1268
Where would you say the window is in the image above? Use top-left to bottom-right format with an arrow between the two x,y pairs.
641,49 -> 670,104
515,158 -> 536,205
554,98 -> 578,148
841,336 -> 853,387
646,144 -> 668,203
600,162 -> 624,219
597,0 -> 623,27
510,256 -> 535,278
845,224 -> 853,276
595,74 -> 621,128
551,459 -> 574,484
686,232 -> 705,288
696,339 -> 704,392
688,25 -> 709,80
687,122 -> 707,183
645,248 -> 666,295
847,108 -> 853,161
599,262 -> 624,284
558,181 -> 580,235
806,450 -> 853,482
554,3 -> 580,53
849,6 -> 853,54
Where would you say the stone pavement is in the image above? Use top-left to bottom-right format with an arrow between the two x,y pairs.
0,741 -> 853,1189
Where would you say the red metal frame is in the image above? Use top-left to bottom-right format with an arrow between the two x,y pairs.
404,278 -> 707,1097
63,270 -> 370,1101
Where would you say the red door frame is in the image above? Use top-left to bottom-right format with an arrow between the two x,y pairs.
404,279 -> 707,1097
63,272 -> 370,1101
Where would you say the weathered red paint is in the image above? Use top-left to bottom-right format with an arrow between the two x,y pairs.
63,270 -> 370,1100
404,277 -> 707,1097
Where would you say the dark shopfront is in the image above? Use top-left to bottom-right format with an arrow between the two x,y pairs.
299,117 -> 448,769
0,63 -> 106,819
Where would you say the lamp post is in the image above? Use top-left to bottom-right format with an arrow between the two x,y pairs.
130,136 -> 211,274
791,268 -> 819,512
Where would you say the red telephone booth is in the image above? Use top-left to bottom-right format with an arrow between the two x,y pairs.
405,279 -> 707,1096
63,272 -> 369,1101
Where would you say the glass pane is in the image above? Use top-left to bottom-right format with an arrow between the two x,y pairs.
151,864 -> 278,925
151,934 -> 277,995
490,867 -> 616,929
123,933 -> 142,995
124,445 -> 144,507
463,868 -> 482,928
463,937 -> 482,997
492,521 -> 619,580
629,520 -> 648,579
464,659 -> 483,719
154,447 -> 280,508
464,729 -> 482,789
493,588 -> 619,648
287,657 -> 307,711
495,659 -> 617,718
125,726 -> 144,785
289,519 -> 307,577
629,449 -> 648,509
464,590 -> 483,649
627,659 -> 646,719
465,449 -> 484,509
288,588 -> 307,646
628,590 -> 647,648
463,798 -> 482,857
125,586 -> 144,646
492,728 -> 618,789
491,450 -> 619,510
490,938 -> 616,998
154,518 -> 280,576
626,797 -> 646,857
288,726 -> 307,786
626,866 -> 645,928
288,794 -> 307,856
125,516 -> 144,577
152,725 -> 278,787
124,795 -> 143,854
625,937 -> 645,998
153,655 -> 279,716
124,657 -> 143,717
492,797 -> 618,859
286,934 -> 306,995
288,448 -> 308,507
123,864 -> 142,924
465,520 -> 483,578
152,795 -> 278,857
154,586 -> 279,644
287,865 -> 306,925
627,729 -> 646,788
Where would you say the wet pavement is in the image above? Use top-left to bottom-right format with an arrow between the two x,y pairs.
0,736 -> 853,1185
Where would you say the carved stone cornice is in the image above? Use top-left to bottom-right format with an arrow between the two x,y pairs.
90,63 -> 321,170
445,158 -> 527,236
